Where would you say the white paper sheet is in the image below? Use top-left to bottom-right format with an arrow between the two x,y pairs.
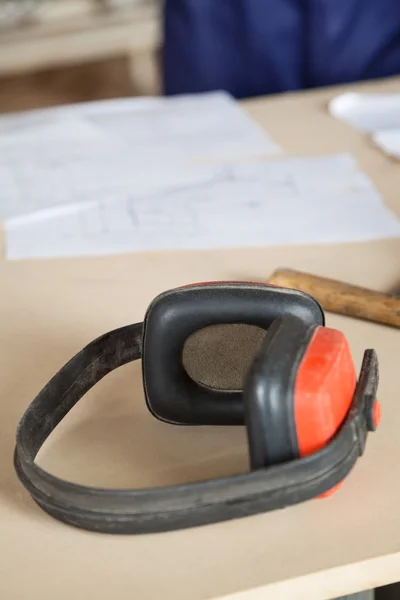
329,92 -> 400,159
6,154 -> 400,260
372,128 -> 400,159
329,92 -> 400,133
0,91 -> 280,221
77,91 -> 281,162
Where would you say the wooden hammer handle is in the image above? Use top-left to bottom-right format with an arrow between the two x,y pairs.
268,268 -> 400,328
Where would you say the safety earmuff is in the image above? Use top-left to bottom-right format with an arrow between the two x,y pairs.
14,282 -> 380,535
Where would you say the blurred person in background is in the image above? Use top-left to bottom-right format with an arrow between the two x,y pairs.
162,0 -> 400,99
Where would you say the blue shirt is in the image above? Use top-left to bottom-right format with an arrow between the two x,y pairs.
163,0 -> 400,98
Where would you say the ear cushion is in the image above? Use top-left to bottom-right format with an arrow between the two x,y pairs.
243,314 -> 316,469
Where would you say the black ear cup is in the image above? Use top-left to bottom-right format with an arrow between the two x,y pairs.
243,314 -> 317,470
142,282 -> 324,426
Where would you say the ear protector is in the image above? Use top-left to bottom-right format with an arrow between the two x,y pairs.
14,282 -> 380,535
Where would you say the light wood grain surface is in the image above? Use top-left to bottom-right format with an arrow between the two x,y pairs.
1,77 -> 400,600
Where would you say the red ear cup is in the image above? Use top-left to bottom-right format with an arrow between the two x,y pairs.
294,326 -> 357,497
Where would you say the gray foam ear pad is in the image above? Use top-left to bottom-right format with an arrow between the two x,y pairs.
182,324 -> 266,391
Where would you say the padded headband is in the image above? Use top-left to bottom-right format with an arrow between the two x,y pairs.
14,316 -> 379,535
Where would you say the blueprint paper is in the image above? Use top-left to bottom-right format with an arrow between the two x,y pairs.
0,91 -> 280,221
78,91 -> 281,162
5,154 -> 400,260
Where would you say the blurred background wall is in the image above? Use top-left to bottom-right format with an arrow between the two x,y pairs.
0,0 -> 162,111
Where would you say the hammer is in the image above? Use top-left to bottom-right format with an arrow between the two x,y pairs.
267,268 -> 400,329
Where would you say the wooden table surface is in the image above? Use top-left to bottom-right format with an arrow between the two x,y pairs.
1,77 -> 400,600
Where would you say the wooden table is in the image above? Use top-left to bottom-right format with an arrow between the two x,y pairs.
1,77 -> 400,600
